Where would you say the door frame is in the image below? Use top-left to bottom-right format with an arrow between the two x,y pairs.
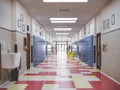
0,43 -> 1,80
96,33 -> 101,70
26,33 -> 31,69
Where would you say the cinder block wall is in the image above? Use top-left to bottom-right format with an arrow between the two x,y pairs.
101,29 -> 120,82
0,28 -> 11,84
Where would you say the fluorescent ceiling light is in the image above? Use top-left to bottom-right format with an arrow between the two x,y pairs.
43,0 -> 88,3
50,18 -> 78,21
51,20 -> 76,23
54,28 -> 72,31
50,18 -> 78,23
56,33 -> 69,35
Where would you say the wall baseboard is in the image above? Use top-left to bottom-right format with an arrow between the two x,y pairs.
101,71 -> 120,85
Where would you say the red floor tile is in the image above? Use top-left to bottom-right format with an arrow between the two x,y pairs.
48,72 -> 57,75
0,88 -> 7,90
38,72 -> 49,75
15,81 -> 30,84
24,72 -> 49,76
70,69 -> 80,73
45,81 -> 59,84
25,81 -> 44,90
30,81 -> 44,85
25,85 -> 43,90
90,81 -> 120,90
77,89 -> 94,90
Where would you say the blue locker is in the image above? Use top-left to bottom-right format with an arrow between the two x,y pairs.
78,35 -> 94,67
33,36 -> 47,67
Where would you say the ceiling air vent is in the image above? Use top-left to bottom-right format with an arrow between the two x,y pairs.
59,9 -> 70,13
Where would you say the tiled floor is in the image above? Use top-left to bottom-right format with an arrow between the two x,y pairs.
0,51 -> 120,90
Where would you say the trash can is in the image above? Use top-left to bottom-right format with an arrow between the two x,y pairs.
71,51 -> 75,59
67,51 -> 71,59
10,68 -> 19,81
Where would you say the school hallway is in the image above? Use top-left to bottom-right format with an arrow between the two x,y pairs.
1,0 -> 120,90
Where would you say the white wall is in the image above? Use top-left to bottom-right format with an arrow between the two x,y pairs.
0,0 -> 11,29
31,18 -> 47,39
15,1 -> 31,33
11,0 -> 17,30
32,18 -> 40,36
45,32 -> 50,41
75,33 -> 79,42
76,18 -> 95,41
0,0 -> 32,32
96,0 -> 120,34
95,0 -> 120,83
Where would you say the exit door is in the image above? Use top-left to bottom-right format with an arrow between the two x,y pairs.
57,44 -> 67,51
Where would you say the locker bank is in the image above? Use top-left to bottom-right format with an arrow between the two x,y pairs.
0,0 -> 120,90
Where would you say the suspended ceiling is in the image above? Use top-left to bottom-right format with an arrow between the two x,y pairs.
18,0 -> 112,37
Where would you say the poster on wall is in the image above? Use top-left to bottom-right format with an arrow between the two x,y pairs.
111,14 -> 115,25
22,24 -> 25,31
17,19 -> 21,28
20,13 -> 24,22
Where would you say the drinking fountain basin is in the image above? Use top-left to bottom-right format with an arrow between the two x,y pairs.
1,53 -> 21,69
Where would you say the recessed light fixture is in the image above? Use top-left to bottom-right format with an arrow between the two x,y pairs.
43,0 -> 88,3
50,18 -> 78,21
50,18 -> 78,23
54,28 -> 72,31
51,20 -> 76,23
56,33 -> 69,35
